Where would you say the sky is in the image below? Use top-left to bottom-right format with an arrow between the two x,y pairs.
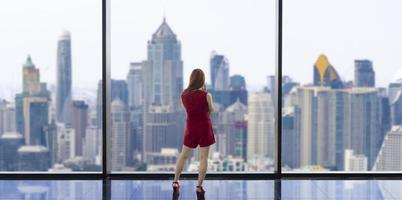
111,0 -> 276,91
1,0 -> 402,100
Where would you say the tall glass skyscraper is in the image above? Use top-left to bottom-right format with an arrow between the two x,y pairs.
56,30 -> 72,124
210,52 -> 230,91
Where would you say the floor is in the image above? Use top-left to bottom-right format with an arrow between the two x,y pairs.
0,180 -> 401,199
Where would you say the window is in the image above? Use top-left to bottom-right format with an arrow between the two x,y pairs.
111,0 -> 276,172
282,0 -> 402,172
0,0 -> 102,172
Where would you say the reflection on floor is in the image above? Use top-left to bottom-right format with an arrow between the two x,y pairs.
0,180 -> 401,199
0,180 -> 102,199
112,180 -> 275,200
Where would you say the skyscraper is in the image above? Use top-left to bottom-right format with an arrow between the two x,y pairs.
354,60 -> 375,87
23,97 -> 48,146
127,62 -> 143,109
141,18 -> 184,164
247,91 -> 275,160
111,99 -> 131,170
313,54 -> 343,89
373,126 -> 402,171
111,80 -> 128,105
210,52 -> 230,91
342,88 -> 380,169
16,56 -> 50,137
223,99 -> 247,158
56,30 -> 72,124
71,100 -> 88,156
229,75 -> 246,91
388,78 -> 402,104
96,80 -> 102,129
142,18 -> 183,108
391,91 -> 402,125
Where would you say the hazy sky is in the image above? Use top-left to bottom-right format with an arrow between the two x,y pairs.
2,0 -> 402,100
111,0 -> 276,91
0,0 -> 101,99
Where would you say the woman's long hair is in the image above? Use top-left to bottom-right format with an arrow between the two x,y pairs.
183,68 -> 205,94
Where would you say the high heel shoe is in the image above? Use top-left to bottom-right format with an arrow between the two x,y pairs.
172,181 -> 180,193
196,185 -> 205,200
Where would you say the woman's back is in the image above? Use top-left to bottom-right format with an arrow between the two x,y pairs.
181,89 -> 209,120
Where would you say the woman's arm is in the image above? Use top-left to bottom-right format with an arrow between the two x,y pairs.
206,93 -> 215,115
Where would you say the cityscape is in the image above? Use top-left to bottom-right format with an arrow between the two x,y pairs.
0,18 -> 401,172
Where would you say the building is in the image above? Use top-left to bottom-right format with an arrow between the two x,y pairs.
17,145 -> 50,171
0,132 -> 24,170
391,91 -> 402,125
142,18 -> 183,109
282,107 -> 300,169
83,126 -> 101,165
209,89 -> 248,109
56,30 -> 72,124
57,123 -> 76,162
71,100 -> 88,156
229,75 -> 246,90
111,80 -> 128,106
15,56 -> 50,141
247,91 -> 275,161
111,99 -> 131,170
373,126 -> 402,171
292,87 -> 338,169
313,54 -> 343,89
143,105 -> 180,163
0,101 -> 16,136
210,52 -> 230,91
388,78 -> 402,105
354,60 -> 375,87
96,80 -> 102,129
344,149 -> 368,171
23,96 -> 49,146
222,99 -> 247,158
342,88 -> 381,169
127,62 -> 143,109
146,148 -> 178,171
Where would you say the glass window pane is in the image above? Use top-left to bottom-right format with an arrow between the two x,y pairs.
0,0 -> 102,172
111,0 -> 276,172
282,0 -> 402,172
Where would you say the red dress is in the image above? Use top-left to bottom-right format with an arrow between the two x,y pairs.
181,89 -> 215,148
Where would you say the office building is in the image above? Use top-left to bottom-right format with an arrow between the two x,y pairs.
23,97 -> 49,146
344,149 -> 368,171
71,100 -> 88,156
111,99 -> 131,170
56,30 -> 72,124
111,80 -> 128,105
373,126 -> 402,171
354,60 -> 375,87
17,145 -> 50,171
391,91 -> 402,125
57,123 -> 76,162
127,62 -> 143,109
0,132 -> 24,170
230,75 -> 246,90
247,91 -> 275,161
210,52 -> 230,91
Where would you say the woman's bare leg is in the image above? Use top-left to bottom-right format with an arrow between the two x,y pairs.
197,146 -> 210,188
174,145 -> 192,183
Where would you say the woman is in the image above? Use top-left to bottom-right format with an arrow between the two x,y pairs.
172,68 -> 215,199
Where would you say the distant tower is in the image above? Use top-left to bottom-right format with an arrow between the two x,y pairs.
355,60 -> 375,87
247,92 -> 275,160
127,62 -> 143,109
313,54 -> 343,89
142,18 -> 183,108
111,80 -> 128,105
210,52 -> 230,91
230,75 -> 246,90
56,30 -> 72,124
373,126 -> 402,171
71,100 -> 88,156
111,99 -> 131,170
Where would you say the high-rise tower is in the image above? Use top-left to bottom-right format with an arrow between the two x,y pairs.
56,30 -> 72,124
210,52 -> 230,91
313,54 -> 343,89
355,60 -> 375,87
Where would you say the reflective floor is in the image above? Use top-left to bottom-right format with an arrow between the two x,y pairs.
0,180 -> 401,199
